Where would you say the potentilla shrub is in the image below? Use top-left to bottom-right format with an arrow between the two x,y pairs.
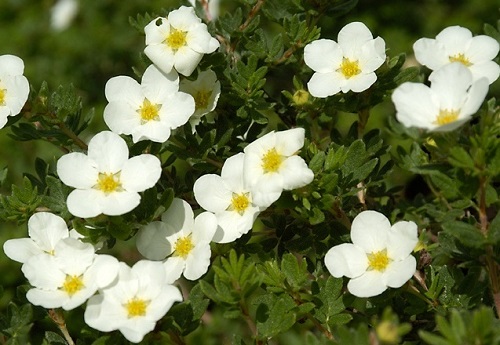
1,1 -> 500,344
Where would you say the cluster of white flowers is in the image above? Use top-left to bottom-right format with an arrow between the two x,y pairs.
392,25 -> 499,132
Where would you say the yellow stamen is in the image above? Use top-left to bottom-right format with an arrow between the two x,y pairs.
434,109 -> 460,126
0,88 -> 6,106
229,193 -> 250,215
96,172 -> 122,194
194,90 -> 212,110
125,297 -> 149,318
174,236 -> 194,258
61,275 -> 85,296
367,249 -> 390,272
338,57 -> 361,78
166,28 -> 187,50
138,98 -> 161,123
449,53 -> 472,67
262,148 -> 283,173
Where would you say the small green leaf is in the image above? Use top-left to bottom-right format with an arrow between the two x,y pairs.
441,221 -> 485,248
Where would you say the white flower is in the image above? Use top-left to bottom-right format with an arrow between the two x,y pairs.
3,212 -> 81,263
243,128 -> 314,207
304,22 -> 386,97
22,238 -> 119,310
50,0 -> 79,31
194,153 -> 262,243
392,63 -> 489,132
57,131 -> 161,218
0,55 -> 30,129
325,210 -> 418,298
135,198 -> 217,280
84,260 -> 182,343
179,69 -> 221,128
104,64 -> 195,143
413,25 -> 500,84
144,6 -> 220,76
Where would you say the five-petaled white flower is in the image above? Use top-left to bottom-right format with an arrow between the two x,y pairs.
392,63 -> 489,132
57,131 -> 162,218
22,237 -> 119,310
136,198 -> 217,281
0,54 -> 30,129
3,212 -> 81,264
194,153 -> 263,243
179,69 -> 221,128
413,25 -> 500,84
304,22 -> 386,97
325,210 -> 418,298
243,128 -> 314,207
84,260 -> 182,343
104,64 -> 195,143
144,6 -> 220,76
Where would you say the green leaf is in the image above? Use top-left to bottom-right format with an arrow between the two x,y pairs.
281,253 -> 308,289
441,221 -> 485,248
448,147 -> 475,169
487,212 -> 500,245
255,295 -> 296,338
429,172 -> 460,199
43,331 -> 67,345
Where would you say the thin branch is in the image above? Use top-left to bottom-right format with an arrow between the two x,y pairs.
239,0 -> 265,32
48,309 -> 75,345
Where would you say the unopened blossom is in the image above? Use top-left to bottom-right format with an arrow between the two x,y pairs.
0,55 -> 30,129
325,210 -> 418,298
85,260 -> 182,343
304,22 -> 386,97
392,62 -> 488,132
413,25 -> 500,84
135,198 -> 217,280
57,131 -> 161,218
144,6 -> 220,76
22,238 -> 119,310
179,69 -> 221,127
243,128 -> 314,207
194,153 -> 262,243
3,212 -> 78,264
104,64 -> 195,143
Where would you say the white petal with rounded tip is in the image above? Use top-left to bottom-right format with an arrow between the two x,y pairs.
194,174 -> 232,212
413,38 -> 449,70
161,198 -> 194,231
184,243 -> 211,280
338,22 -> 374,58
160,92 -> 195,129
220,153 -> 246,191
164,257 -> 185,283
173,46 -> 203,76
350,210 -> 390,253
168,6 -> 201,30
249,173 -> 283,208
383,256 -> 416,288
469,62 -> 500,85
304,39 -> 343,73
22,255 -> 64,290
0,55 -> 25,76
99,191 -> 141,216
343,72 -> 377,93
307,71 -> 342,98
347,270 -> 387,297
429,63 -> 472,110
28,212 -> 69,251
144,17 -> 168,45
87,131 -> 129,173
67,189 -> 102,218
104,76 -> 143,105
57,152 -> 97,189
3,75 -> 29,116
187,24 -> 219,53
131,120 -> 172,143
26,289 -> 68,309
144,44 -> 176,75
3,238 -> 41,263
461,77 -> 489,116
142,64 -> 179,99
104,101 -> 141,135
279,156 -> 314,190
136,221 -> 172,260
466,35 -> 499,63
193,212 -> 217,243
392,82 -> 438,129
121,154 -> 161,192
325,243 -> 368,278
386,221 -> 418,260
274,128 -> 305,156
436,26 -> 472,54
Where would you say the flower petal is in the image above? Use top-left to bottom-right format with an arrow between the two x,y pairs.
161,198 -> 194,232
347,270 -> 387,297
193,174 -> 232,213
386,221 -> 418,260
120,154 -> 161,192
136,221 -> 172,260
304,39 -> 343,73
325,243 -> 368,278
350,210 -> 390,253
307,71 -> 343,98
28,212 -> 69,252
383,256 -> 416,288
87,131 -> 129,173
57,152 -> 98,189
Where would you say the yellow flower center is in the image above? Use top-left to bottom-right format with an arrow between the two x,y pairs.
339,57 -> 361,79
367,249 -> 390,272
194,90 -> 212,110
61,275 -> 85,296
0,88 -> 6,106
125,297 -> 149,318
229,193 -> 250,215
262,148 -> 284,173
174,236 -> 194,258
166,28 -> 187,50
138,98 -> 161,123
449,53 -> 472,67
434,109 -> 460,126
96,172 -> 122,194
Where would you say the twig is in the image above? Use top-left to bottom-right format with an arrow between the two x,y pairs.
239,0 -> 265,31
48,309 -> 75,345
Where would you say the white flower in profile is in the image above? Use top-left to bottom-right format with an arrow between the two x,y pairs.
304,22 -> 386,97
57,131 -> 161,218
325,210 -> 418,298
144,6 -> 220,76
3,212 -> 80,264
50,0 -> 79,31
85,260 -> 182,343
413,25 -> 500,84
194,153 -> 262,243
243,128 -> 314,207
0,54 -> 30,129
22,238 -> 119,310
104,64 -> 195,143
179,69 -> 221,128
392,63 -> 489,132
135,198 -> 217,280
